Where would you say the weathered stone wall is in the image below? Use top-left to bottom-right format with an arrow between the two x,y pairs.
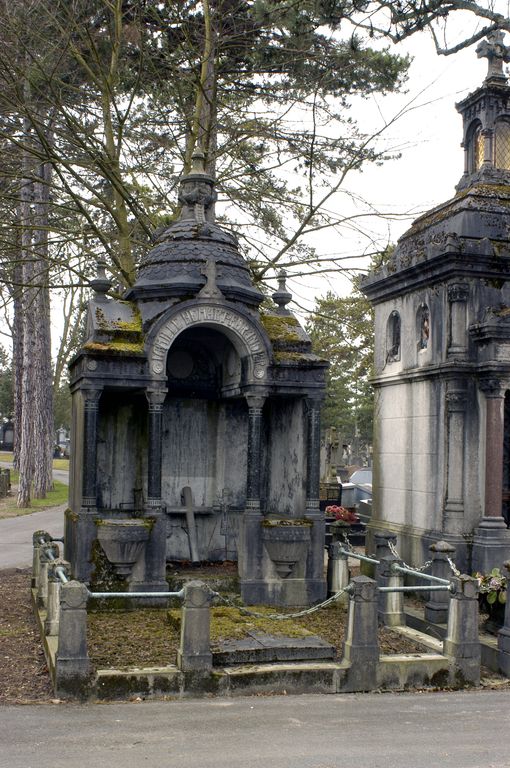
263,398 -> 306,517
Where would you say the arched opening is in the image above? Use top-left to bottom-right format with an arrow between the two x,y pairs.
386,310 -> 401,363
467,121 -> 484,172
417,303 -> 430,350
162,326 -> 248,561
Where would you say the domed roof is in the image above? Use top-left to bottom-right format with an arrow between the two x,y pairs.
127,152 -> 263,307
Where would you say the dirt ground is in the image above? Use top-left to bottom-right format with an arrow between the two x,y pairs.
1,567 -> 509,704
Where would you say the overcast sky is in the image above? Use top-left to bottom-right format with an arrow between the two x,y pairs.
290,26 -> 489,314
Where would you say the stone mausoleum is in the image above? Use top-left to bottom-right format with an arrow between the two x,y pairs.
65,152 -> 327,606
362,32 -> 510,573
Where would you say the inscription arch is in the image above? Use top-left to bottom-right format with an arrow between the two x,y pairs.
149,302 -> 270,381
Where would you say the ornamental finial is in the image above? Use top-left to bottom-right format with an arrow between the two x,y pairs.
476,30 -> 510,83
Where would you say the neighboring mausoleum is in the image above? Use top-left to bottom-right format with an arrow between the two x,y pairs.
362,32 -> 510,573
65,152 -> 328,606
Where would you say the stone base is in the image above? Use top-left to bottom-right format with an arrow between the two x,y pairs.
240,577 -> 326,607
213,633 -> 335,666
472,518 -> 510,574
366,521 -> 470,574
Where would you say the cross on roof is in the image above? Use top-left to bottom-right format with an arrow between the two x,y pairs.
476,30 -> 510,81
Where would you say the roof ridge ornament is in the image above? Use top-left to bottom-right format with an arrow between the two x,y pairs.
272,270 -> 292,315
90,260 -> 112,302
476,30 -> 510,84
197,258 -> 224,299
178,147 -> 218,225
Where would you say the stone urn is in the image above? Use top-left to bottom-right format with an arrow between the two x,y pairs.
261,520 -> 312,579
95,519 -> 153,577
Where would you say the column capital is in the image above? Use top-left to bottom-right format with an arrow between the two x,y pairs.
83,389 -> 102,410
447,283 -> 469,303
479,377 -> 505,398
446,390 -> 467,412
245,395 -> 265,412
146,389 -> 167,410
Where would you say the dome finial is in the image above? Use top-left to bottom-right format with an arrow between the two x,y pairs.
272,270 -> 292,314
90,259 -> 112,302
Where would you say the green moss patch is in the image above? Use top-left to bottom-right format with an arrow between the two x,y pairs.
260,313 -> 301,343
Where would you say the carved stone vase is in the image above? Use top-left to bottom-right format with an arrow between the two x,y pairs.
261,521 -> 312,579
96,519 -> 153,577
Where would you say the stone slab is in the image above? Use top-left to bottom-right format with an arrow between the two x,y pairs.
212,632 -> 336,666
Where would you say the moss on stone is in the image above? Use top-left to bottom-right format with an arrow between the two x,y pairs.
260,313 -> 301,343
83,340 -> 145,355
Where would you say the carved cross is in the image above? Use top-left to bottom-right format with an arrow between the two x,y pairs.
197,258 -> 224,299
476,30 -> 510,80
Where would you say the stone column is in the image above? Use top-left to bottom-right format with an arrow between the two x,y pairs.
146,390 -> 166,506
305,397 -> 321,512
177,580 -> 212,672
447,283 -> 469,359
32,530 -> 52,589
444,381 -> 467,534
304,397 -> 326,600
473,378 -> 510,572
239,396 -> 266,603
55,581 -> 91,697
82,389 -> 102,508
480,378 -> 506,525
245,396 -> 265,512
342,576 -> 379,692
425,541 -> 456,625
482,128 -> 494,167
443,575 -> 480,686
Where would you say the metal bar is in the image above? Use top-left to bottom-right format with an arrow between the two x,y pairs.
55,566 -> 69,584
89,590 -> 184,599
379,585 -> 452,593
339,548 -> 379,565
392,563 -> 450,586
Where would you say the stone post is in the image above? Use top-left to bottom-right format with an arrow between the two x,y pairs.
374,531 -> 397,582
55,581 -> 91,696
82,389 -> 102,508
37,543 -> 60,609
444,382 -> 467,534
45,560 -> 71,636
146,390 -> 167,505
425,541 -> 456,624
377,555 -> 405,627
497,561 -> 510,676
327,542 -> 349,605
443,575 -> 480,686
177,580 -> 212,672
32,530 -> 52,589
342,576 -> 379,691
447,283 -> 469,360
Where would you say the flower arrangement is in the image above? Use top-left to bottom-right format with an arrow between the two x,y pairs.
325,505 -> 359,524
474,568 -> 507,606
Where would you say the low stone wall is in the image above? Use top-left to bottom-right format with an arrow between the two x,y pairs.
31,533 -> 499,701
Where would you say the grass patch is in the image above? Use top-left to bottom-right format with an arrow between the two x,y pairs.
0,451 -> 69,471
0,477 -> 68,519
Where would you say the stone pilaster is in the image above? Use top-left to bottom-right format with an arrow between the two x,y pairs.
473,378 -> 510,573
245,395 -> 265,512
305,397 -> 321,513
342,576 -> 379,692
55,581 -> 91,697
444,381 -> 467,534
425,541 -> 456,624
82,389 -> 102,508
177,580 -> 213,672
443,575 -> 480,686
447,283 -> 469,359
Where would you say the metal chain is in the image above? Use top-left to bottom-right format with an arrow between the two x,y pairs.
208,586 -> 349,621
388,540 -> 432,572
447,556 -> 461,577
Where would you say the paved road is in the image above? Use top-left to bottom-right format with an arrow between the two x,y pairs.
0,462 -> 68,569
1,690 -> 509,768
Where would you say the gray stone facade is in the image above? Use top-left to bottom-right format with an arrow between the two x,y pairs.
362,35 -> 510,574
65,152 -> 327,606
